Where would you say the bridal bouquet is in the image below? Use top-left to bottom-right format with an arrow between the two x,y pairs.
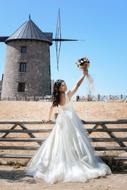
76,57 -> 94,96
76,57 -> 90,71
75,57 -> 90,76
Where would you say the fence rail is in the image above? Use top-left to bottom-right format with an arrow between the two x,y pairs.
0,120 -> 127,162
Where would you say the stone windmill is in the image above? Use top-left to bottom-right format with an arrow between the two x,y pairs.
0,13 -> 77,100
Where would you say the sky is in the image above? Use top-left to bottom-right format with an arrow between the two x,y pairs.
0,0 -> 127,96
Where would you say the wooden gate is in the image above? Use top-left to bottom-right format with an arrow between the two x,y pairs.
0,120 -> 127,165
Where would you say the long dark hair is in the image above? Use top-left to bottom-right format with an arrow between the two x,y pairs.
52,79 -> 64,107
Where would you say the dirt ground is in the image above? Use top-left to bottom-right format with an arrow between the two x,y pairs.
0,165 -> 127,190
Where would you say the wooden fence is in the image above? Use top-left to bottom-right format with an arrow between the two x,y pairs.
0,94 -> 127,101
0,119 -> 127,164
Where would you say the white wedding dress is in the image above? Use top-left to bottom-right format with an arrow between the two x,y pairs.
25,94 -> 112,184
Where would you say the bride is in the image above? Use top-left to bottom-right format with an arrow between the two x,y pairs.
25,68 -> 112,184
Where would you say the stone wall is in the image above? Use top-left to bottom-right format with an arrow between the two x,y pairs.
1,40 -> 51,100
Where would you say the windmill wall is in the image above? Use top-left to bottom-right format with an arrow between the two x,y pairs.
1,40 -> 51,100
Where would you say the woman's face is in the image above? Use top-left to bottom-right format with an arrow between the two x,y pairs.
59,81 -> 67,92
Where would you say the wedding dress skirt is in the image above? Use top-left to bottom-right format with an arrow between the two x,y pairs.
25,95 -> 112,184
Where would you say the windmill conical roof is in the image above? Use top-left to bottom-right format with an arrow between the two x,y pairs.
6,17 -> 52,45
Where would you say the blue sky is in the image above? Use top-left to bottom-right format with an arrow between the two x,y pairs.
0,0 -> 127,96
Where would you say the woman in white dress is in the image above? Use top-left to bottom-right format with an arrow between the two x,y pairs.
25,69 -> 112,184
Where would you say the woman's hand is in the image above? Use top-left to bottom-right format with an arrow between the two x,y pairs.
83,68 -> 88,76
46,120 -> 54,124
41,119 -> 54,124
42,120 -> 53,124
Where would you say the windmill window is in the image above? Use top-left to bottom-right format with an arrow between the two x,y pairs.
17,82 -> 25,92
21,46 -> 27,53
19,62 -> 27,72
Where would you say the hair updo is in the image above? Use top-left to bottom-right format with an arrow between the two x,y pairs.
52,79 -> 64,107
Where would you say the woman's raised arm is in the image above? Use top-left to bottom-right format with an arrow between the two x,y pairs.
67,72 -> 87,98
